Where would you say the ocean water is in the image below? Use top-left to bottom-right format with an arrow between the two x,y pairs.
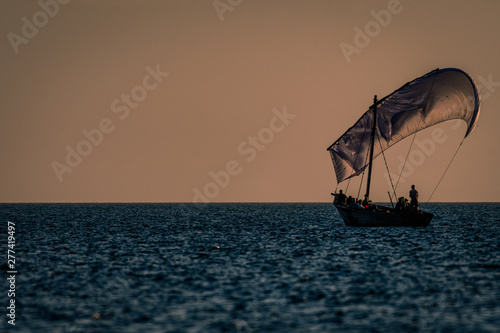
1,203 -> 499,333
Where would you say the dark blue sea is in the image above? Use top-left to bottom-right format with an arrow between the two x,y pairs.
1,203 -> 499,332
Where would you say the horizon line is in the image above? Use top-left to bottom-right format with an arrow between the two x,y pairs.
1,201 -> 499,204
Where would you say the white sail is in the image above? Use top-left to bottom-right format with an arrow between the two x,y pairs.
327,68 -> 480,184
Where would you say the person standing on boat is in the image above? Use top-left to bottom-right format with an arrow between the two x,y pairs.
333,190 -> 347,206
409,185 -> 419,210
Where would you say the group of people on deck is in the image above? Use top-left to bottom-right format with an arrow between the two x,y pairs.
333,185 -> 419,212
333,191 -> 376,210
395,185 -> 419,211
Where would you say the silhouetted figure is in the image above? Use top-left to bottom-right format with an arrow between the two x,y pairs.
395,197 -> 404,211
409,185 -> 419,210
333,190 -> 347,206
362,195 -> 370,208
350,199 -> 364,209
396,197 -> 409,211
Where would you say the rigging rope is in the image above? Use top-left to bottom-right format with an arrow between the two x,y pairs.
377,133 -> 398,200
395,72 -> 439,191
427,138 -> 465,203
345,174 -> 352,194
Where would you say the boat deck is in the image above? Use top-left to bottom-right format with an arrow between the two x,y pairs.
334,203 -> 433,227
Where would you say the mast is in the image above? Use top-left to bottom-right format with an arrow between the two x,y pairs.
365,95 -> 377,199
326,68 -> 439,152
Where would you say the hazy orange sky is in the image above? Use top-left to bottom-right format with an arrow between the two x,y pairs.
1,0 -> 499,203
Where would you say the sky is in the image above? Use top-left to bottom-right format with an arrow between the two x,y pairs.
1,0 -> 499,203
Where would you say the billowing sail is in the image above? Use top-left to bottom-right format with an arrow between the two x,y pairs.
327,68 -> 480,184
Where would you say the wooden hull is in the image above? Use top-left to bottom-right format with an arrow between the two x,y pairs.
334,204 -> 433,227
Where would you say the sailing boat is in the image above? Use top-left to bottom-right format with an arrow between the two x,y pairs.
327,68 -> 480,227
